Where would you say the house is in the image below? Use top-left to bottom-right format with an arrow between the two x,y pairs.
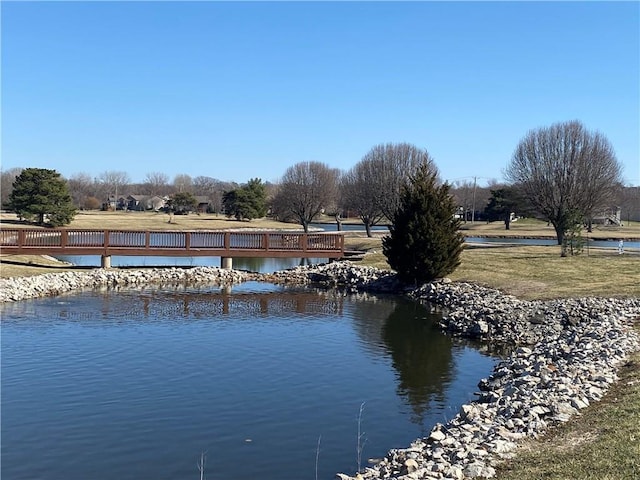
102,195 -> 128,211
194,196 -> 211,213
125,195 -> 168,211
592,206 -> 621,226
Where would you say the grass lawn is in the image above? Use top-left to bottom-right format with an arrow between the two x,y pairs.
0,210 -> 300,231
1,212 -> 639,479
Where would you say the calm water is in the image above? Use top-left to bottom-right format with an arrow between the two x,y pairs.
56,255 -> 329,270
1,282 -> 497,480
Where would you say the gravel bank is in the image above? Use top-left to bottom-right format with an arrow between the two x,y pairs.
0,267 -> 247,302
1,261 -> 638,480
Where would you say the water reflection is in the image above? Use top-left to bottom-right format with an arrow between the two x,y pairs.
1,283 -> 498,480
333,293 -> 460,430
55,255 -> 329,271
30,284 -> 346,322
382,303 -> 454,428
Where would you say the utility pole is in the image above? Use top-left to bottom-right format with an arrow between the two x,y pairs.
471,176 -> 477,223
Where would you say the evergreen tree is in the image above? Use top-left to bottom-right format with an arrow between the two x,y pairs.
483,186 -> 526,230
382,164 -> 464,285
167,192 -> 198,214
9,168 -> 76,226
223,178 -> 266,220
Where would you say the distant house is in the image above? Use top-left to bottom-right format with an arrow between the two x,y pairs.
194,196 -> 211,213
148,195 -> 167,211
125,195 -> 167,211
126,195 -> 148,211
102,195 -> 117,211
102,195 -> 128,211
592,206 -> 621,226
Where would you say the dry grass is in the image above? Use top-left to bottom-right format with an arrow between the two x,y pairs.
460,217 -> 640,241
451,244 -> 640,299
0,211 -> 302,231
347,240 -> 639,300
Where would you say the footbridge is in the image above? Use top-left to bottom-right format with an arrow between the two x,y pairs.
0,229 -> 345,269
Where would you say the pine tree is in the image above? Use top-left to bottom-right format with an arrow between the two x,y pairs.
9,168 -> 76,227
223,178 -> 266,220
382,164 -> 464,285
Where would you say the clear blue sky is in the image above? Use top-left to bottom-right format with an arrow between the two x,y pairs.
2,1 -> 639,187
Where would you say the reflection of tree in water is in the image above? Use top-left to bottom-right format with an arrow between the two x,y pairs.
382,301 -> 454,428
348,293 -> 399,357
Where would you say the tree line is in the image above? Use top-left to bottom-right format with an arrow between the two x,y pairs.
3,120 -> 636,260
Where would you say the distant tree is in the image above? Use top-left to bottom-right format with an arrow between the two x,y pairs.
9,168 -> 77,226
450,180 -> 475,223
173,174 -> 193,193
483,186 -> 527,230
340,160 -> 387,237
450,179 -> 493,223
144,171 -> 169,195
616,185 -> 640,224
83,196 -> 102,210
67,172 -> 95,208
271,161 -> 339,232
383,164 -> 464,285
1,167 -> 23,208
505,120 -> 622,252
167,192 -> 197,215
339,143 -> 436,236
222,178 -> 267,221
193,176 -> 217,196
193,176 -> 238,214
97,170 -> 131,200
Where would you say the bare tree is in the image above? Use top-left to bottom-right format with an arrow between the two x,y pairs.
359,143 -> 437,223
616,185 -> 640,224
97,171 -> 131,202
271,161 -> 339,232
144,171 -> 169,195
1,167 -> 23,208
67,172 -> 95,208
340,162 -> 388,237
505,120 -> 623,252
450,180 -> 475,222
173,174 -> 193,193
193,176 -> 218,197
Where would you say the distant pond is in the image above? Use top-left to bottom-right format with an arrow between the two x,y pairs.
1,282 -> 498,480
55,255 -> 329,271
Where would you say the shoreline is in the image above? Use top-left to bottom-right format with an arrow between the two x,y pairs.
1,263 -> 638,479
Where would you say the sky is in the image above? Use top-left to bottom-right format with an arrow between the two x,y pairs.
1,1 -> 639,187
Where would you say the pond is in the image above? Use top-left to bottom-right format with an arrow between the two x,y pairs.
55,255 -> 329,271
1,282 -> 498,480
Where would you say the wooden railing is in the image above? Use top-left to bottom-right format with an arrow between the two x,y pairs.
0,229 -> 345,259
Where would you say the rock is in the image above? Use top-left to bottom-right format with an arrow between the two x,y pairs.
403,458 -> 420,474
428,428 -> 447,442
335,474 -> 354,480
